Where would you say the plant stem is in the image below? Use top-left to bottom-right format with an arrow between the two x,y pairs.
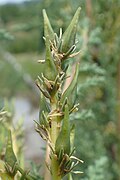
44,142 -> 51,180
50,102 -> 62,180
51,154 -> 61,180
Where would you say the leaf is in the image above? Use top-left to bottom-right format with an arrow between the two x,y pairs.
70,124 -> 75,151
61,63 -> 79,109
68,173 -> 73,180
40,111 -> 49,128
55,103 -> 70,155
42,9 -> 57,80
5,130 -> 17,175
36,79 -> 51,99
39,93 -> 50,125
43,9 -> 55,41
44,35 -> 57,80
71,171 -> 83,174
61,7 -> 81,53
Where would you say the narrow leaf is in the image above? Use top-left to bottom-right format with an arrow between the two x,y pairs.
61,63 -> 79,108
68,173 -> 73,180
55,103 -> 70,155
5,130 -> 17,175
70,124 -> 75,151
61,7 -> 81,53
44,35 -> 57,80
43,9 -> 55,41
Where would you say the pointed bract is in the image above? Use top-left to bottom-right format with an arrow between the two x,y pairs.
43,9 -> 57,80
44,35 -> 57,80
61,7 -> 81,53
61,63 -> 79,108
55,103 -> 70,156
43,9 -> 55,41
39,93 -> 50,125
5,130 -> 17,175
70,124 -> 75,151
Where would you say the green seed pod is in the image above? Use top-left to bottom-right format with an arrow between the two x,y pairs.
61,7 -> 81,53
61,63 -> 79,109
43,9 -> 55,41
5,130 -> 17,176
55,103 -> 70,156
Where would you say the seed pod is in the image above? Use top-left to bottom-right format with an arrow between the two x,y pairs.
61,7 -> 81,53
61,63 -> 79,109
43,9 -> 55,41
55,103 -> 70,156
5,130 -> 17,176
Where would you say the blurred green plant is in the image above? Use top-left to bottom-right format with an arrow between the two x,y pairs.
0,101 -> 43,179
0,29 -> 14,41
82,156 -> 112,180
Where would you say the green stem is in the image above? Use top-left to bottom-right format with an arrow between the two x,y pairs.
51,154 -> 61,180
51,119 -> 58,145
50,102 -> 62,180
44,142 -> 51,180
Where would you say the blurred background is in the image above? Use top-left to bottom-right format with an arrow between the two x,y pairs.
0,0 -> 120,179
